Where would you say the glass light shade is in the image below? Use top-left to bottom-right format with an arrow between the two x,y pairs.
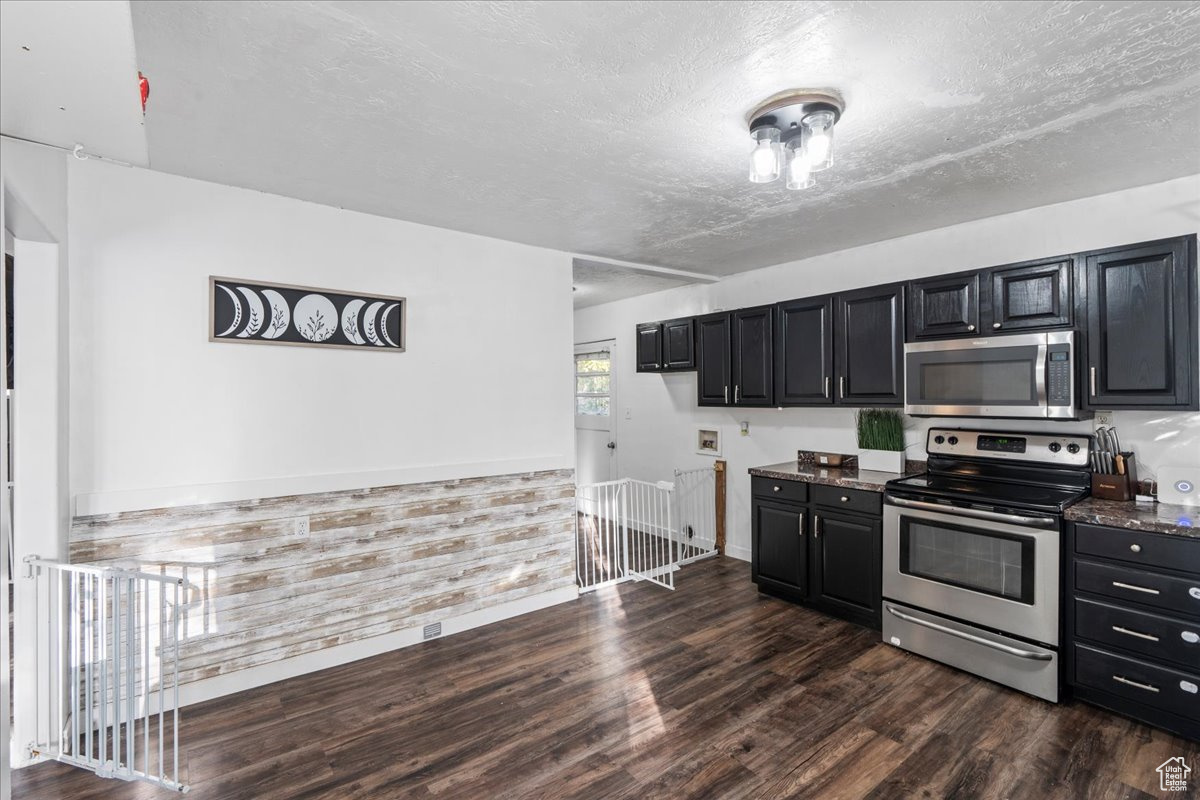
801,110 -> 835,172
748,127 -> 781,183
784,142 -> 814,190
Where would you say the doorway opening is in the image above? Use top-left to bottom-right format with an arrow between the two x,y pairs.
574,340 -> 616,485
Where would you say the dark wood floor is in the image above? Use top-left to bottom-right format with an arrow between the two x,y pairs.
13,558 -> 1199,799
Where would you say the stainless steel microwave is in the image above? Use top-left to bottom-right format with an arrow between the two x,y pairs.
904,331 -> 1079,419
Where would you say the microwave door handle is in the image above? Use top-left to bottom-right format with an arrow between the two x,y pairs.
1035,342 -> 1047,411
887,496 -> 1057,528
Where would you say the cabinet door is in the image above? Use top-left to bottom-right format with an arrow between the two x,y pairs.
635,323 -> 662,372
696,312 -> 732,406
989,258 -> 1073,332
663,317 -> 695,370
732,306 -> 774,406
1085,237 -> 1197,409
835,284 -> 904,405
811,510 -> 881,626
752,500 -> 808,596
907,273 -> 979,339
776,296 -> 834,405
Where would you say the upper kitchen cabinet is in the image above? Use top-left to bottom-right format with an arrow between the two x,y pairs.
696,312 -> 733,405
635,322 -> 662,372
777,295 -> 835,405
835,284 -> 904,406
634,317 -> 695,372
1084,236 -> 1198,410
907,273 -> 980,339
988,257 -> 1073,332
731,306 -> 774,406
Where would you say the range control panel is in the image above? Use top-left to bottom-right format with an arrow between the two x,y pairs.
927,427 -> 1091,467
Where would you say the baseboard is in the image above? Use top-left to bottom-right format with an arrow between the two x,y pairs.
174,584 -> 578,711
724,543 -> 751,562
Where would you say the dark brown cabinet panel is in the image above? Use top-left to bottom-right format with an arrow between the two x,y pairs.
696,312 -> 732,406
1084,236 -> 1197,409
663,317 -> 695,370
835,284 -> 904,406
810,510 -> 881,628
732,306 -> 774,406
635,323 -> 662,372
908,273 -> 979,339
752,500 -> 807,597
776,295 -> 834,405
989,258 -> 1073,332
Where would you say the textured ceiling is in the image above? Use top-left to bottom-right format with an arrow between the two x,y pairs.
572,258 -> 713,309
130,1 -> 1200,277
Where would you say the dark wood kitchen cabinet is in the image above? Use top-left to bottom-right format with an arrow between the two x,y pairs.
697,307 -> 773,406
834,284 -> 904,406
751,499 -> 808,597
776,295 -> 835,405
907,273 -> 980,339
1083,236 -> 1197,409
635,317 -> 694,372
988,257 -> 1074,332
696,312 -> 732,405
810,507 -> 882,629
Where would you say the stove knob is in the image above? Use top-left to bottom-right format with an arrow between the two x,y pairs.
947,436 -> 958,445
1067,443 -> 1080,454
934,435 -> 945,445
1048,442 -> 1062,453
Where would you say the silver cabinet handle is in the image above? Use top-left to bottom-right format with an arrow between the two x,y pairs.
1112,675 -> 1159,693
992,322 -> 1002,329
735,385 -> 741,403
798,516 -> 805,537
1130,544 -> 1141,553
724,385 -> 729,404
1112,625 -> 1159,642
967,324 -> 976,331
839,376 -> 845,399
1112,581 -> 1160,595
824,376 -> 830,399
814,516 -> 821,538
1090,366 -> 1097,397
885,605 -> 1053,661
840,495 -> 850,503
772,485 -> 781,492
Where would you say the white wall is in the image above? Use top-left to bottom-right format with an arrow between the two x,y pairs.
68,159 -> 575,513
575,175 -> 1200,560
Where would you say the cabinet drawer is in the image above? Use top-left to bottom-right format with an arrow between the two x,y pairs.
1075,524 -> 1200,575
1073,643 -> 1200,720
751,477 -> 807,504
1075,597 -> 1200,669
1074,559 -> 1200,618
811,484 -> 881,516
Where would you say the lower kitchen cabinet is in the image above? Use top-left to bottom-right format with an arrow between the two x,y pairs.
751,477 -> 882,629
1065,522 -> 1200,740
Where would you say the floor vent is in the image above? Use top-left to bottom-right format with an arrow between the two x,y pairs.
423,622 -> 442,640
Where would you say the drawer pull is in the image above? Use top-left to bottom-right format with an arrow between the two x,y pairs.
1112,625 -> 1159,642
840,496 -> 849,503
1112,674 -> 1159,693
1182,681 -> 1199,694
1182,631 -> 1199,644
773,485 -> 782,492
1111,581 -> 1160,595
1190,587 -> 1200,600
1129,544 -> 1141,553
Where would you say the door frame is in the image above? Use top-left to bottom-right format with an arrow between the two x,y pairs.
574,339 -> 618,482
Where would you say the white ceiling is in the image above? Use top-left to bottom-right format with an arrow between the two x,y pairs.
572,258 -> 716,309
129,1 -> 1200,278
1,0 -> 148,166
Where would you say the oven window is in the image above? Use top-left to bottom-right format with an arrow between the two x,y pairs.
899,519 -> 1036,604
920,360 -> 1033,403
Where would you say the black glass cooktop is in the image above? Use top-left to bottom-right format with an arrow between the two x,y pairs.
886,473 -> 1088,514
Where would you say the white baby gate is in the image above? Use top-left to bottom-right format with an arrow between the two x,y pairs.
23,556 -> 189,793
575,467 -> 719,592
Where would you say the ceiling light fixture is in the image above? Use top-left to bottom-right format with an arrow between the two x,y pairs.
746,90 -> 844,190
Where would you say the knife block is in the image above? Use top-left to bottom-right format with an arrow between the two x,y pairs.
1091,452 -> 1139,501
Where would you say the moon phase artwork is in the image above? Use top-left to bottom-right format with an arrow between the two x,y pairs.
210,277 -> 405,352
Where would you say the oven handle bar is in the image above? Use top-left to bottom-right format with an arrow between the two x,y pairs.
886,495 -> 1058,528
885,605 -> 1054,661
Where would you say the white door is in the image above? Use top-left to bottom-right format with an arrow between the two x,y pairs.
574,341 -> 616,485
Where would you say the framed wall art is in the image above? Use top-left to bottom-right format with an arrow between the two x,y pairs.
209,276 -> 405,352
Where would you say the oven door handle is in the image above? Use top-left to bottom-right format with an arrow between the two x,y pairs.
886,496 -> 1057,528
885,605 -> 1053,661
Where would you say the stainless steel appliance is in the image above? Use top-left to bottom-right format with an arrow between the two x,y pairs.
883,427 -> 1092,702
904,331 -> 1080,419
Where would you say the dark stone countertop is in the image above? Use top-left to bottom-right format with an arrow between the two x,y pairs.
748,460 -> 925,492
1065,496 -> 1200,538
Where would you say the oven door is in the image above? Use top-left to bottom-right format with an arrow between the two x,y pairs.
905,332 -> 1048,418
883,499 -> 1059,646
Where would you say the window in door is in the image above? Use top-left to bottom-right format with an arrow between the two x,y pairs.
575,350 -> 611,417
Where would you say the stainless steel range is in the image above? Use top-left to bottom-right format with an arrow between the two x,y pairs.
882,427 -> 1092,702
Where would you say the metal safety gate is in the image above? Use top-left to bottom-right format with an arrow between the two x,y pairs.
23,556 -> 189,793
575,467 -> 719,593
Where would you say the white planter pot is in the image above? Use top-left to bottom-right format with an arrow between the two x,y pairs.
859,449 -> 905,473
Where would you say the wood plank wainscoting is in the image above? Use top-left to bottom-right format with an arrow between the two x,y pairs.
68,468 -> 576,688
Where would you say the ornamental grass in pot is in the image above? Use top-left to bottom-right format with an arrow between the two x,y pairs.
856,409 -> 906,473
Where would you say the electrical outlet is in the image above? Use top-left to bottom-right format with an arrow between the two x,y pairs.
1094,411 -> 1113,428
295,516 -> 310,537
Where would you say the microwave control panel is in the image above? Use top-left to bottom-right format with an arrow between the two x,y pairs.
1046,343 -> 1072,407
